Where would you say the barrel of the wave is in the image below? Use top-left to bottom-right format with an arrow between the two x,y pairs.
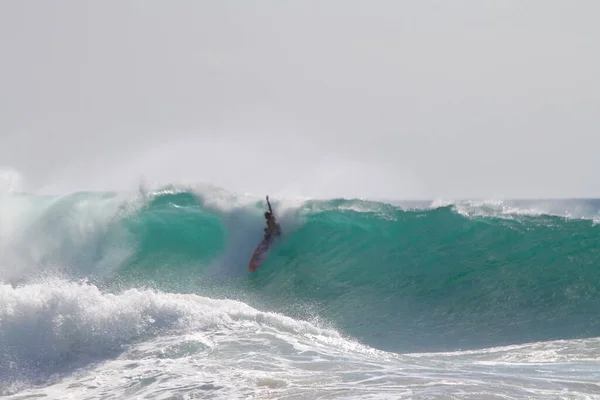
248,236 -> 274,271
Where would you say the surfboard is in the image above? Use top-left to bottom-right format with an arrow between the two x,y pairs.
248,236 -> 275,272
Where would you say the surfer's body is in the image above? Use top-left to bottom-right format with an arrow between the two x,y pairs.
249,196 -> 281,271
263,195 -> 281,240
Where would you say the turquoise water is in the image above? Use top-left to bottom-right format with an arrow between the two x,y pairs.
122,192 -> 600,352
4,189 -> 599,355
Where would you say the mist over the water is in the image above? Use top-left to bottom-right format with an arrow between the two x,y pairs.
1,1 -> 599,199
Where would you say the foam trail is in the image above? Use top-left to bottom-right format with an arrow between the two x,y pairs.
0,278 -> 349,394
3,280 -> 600,399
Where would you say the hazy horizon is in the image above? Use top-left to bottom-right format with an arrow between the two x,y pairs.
1,1 -> 598,200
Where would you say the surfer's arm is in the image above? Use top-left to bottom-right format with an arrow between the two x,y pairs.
266,195 -> 274,214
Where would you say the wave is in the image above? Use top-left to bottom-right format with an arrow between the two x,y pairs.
2,187 -> 600,355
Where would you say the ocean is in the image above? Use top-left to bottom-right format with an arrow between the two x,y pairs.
1,186 -> 600,399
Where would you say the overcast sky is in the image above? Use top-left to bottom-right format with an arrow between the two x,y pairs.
1,1 -> 598,199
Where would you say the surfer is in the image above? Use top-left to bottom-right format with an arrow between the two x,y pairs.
263,195 -> 281,240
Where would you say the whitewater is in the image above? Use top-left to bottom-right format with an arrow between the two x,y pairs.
2,185 -> 600,399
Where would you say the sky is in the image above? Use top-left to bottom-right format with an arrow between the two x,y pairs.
0,1 -> 598,199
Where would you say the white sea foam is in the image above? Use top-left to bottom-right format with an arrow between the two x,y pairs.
2,280 -> 599,399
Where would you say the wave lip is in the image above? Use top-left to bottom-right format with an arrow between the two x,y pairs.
428,198 -> 600,221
